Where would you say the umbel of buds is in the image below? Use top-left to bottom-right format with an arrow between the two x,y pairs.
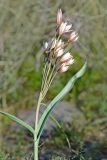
43,9 -> 78,73
41,9 -> 79,98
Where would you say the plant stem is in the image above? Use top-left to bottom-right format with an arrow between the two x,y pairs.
41,62 -> 51,92
34,92 -> 42,160
34,138 -> 39,160
41,64 -> 56,99
34,63 -> 56,159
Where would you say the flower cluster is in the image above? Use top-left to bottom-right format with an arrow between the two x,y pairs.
43,9 -> 79,73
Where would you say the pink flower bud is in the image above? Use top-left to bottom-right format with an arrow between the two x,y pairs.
56,39 -> 64,49
64,24 -> 72,33
59,22 -> 67,35
55,49 -> 63,57
60,63 -> 69,72
59,22 -> 72,35
61,52 -> 72,62
66,57 -> 74,65
57,9 -> 63,26
69,32 -> 79,42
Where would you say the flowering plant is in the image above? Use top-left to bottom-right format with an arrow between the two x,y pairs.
0,9 -> 87,159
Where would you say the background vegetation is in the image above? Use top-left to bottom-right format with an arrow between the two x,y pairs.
0,0 -> 107,159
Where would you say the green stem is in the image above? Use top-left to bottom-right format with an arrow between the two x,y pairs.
34,93 -> 42,160
34,138 -> 39,160
41,63 -> 48,91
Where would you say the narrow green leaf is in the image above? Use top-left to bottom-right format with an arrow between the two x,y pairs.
50,115 -> 71,149
37,62 -> 87,138
50,115 -> 62,129
0,111 -> 35,135
40,106 -> 71,148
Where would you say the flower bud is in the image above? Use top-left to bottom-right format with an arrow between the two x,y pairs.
61,52 -> 72,62
56,39 -> 64,49
64,24 -> 72,33
69,32 -> 79,42
44,42 -> 49,51
55,49 -> 63,57
66,57 -> 74,65
59,63 -> 69,72
57,9 -> 63,26
59,22 -> 72,35
59,22 -> 67,35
